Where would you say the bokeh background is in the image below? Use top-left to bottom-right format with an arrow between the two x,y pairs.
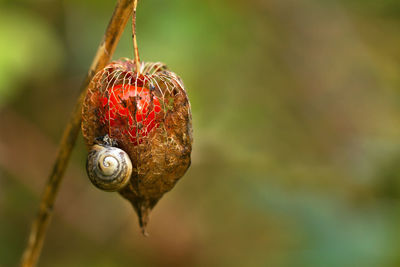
1,0 -> 400,266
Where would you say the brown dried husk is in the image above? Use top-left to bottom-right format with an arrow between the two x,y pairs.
81,59 -> 193,232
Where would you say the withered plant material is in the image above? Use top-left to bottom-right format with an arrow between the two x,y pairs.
82,59 -> 193,231
20,1 -> 135,266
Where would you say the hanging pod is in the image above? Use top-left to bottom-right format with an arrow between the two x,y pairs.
81,1 -> 193,233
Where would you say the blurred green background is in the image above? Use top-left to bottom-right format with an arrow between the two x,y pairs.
1,0 -> 400,266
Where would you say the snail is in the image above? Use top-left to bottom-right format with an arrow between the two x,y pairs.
86,135 -> 132,192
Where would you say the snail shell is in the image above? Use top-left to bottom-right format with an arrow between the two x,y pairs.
86,144 -> 132,192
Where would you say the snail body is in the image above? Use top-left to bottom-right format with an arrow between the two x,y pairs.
86,136 -> 132,192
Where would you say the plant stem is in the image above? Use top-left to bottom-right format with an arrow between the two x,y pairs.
132,0 -> 141,74
20,1 -> 134,266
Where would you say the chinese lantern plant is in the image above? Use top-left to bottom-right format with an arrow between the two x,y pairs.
81,0 -> 193,233
20,1 -> 193,266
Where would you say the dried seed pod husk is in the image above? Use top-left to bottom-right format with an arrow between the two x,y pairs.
82,59 -> 193,232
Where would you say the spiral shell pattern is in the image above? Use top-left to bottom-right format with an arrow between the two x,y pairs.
86,144 -> 133,191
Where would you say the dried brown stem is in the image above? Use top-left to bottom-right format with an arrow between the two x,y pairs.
20,1 -> 134,266
132,0 -> 141,74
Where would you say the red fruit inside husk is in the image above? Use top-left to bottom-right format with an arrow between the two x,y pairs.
82,60 -> 193,233
98,84 -> 162,144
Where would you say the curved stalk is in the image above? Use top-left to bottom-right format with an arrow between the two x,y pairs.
20,1 -> 134,266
